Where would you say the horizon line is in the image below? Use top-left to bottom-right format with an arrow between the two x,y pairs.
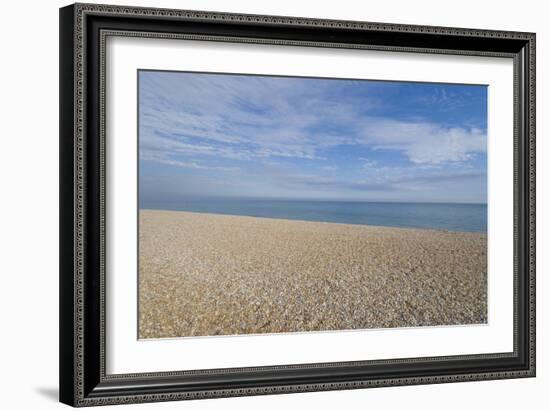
139,196 -> 488,206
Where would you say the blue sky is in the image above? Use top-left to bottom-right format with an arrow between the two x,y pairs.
139,70 -> 487,204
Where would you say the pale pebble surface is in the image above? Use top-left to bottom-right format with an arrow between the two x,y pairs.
138,209 -> 487,339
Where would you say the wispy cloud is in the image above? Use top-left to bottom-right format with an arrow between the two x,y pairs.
139,72 -> 338,163
139,71 -> 487,203
283,167 -> 484,192
141,150 -> 240,171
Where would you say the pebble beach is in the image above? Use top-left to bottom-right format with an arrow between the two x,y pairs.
139,209 -> 487,339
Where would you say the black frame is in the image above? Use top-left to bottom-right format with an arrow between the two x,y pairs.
60,3 -> 536,407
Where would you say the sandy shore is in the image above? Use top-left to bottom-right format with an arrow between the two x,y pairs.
139,210 -> 487,339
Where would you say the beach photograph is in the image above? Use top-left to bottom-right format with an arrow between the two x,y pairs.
138,70 -> 488,339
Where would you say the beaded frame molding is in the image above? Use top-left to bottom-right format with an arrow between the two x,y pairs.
59,3 -> 535,407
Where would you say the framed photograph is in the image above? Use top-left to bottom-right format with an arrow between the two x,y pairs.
59,3 -> 535,407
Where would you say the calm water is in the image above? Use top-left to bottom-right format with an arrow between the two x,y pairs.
140,198 -> 487,233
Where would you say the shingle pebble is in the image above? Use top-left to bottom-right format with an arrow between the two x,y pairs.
138,210 -> 487,339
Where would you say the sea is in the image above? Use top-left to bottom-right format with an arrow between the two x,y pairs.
140,198 -> 487,233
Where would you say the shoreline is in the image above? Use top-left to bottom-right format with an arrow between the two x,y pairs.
139,209 -> 487,339
139,208 -> 488,235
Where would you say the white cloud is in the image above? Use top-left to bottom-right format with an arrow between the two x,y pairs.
359,158 -> 378,169
139,71 -> 486,170
357,118 -> 486,164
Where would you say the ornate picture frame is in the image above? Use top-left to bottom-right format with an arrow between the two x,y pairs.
59,3 -> 535,406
